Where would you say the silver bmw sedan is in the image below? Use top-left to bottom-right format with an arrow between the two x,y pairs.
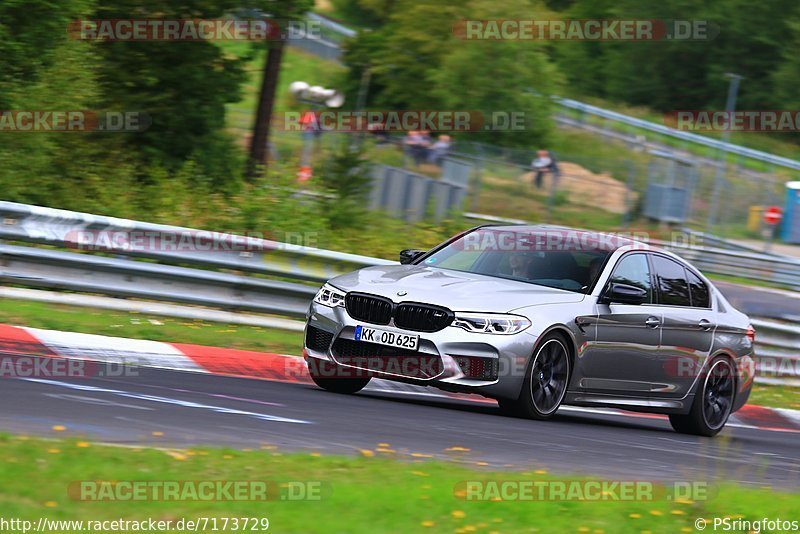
304,226 -> 755,436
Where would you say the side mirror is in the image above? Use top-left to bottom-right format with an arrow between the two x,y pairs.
400,249 -> 426,265
601,282 -> 648,305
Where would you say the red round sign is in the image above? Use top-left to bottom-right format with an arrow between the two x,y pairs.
764,206 -> 783,225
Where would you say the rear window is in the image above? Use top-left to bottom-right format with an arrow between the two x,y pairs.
651,255 -> 691,307
687,269 -> 710,308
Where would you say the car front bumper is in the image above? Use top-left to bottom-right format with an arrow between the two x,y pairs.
304,301 -> 539,400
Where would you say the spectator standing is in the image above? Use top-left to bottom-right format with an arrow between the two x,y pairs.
416,130 -> 432,165
531,149 -> 559,189
427,134 -> 451,166
403,130 -> 430,166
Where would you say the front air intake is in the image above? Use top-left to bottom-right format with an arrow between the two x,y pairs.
345,293 -> 393,325
394,303 -> 454,333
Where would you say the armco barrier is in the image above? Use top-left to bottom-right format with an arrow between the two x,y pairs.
0,201 -> 393,284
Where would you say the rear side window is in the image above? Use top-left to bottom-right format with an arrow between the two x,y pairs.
686,269 -> 710,308
651,255 -> 691,307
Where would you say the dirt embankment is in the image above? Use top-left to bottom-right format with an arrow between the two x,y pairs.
520,161 -> 637,214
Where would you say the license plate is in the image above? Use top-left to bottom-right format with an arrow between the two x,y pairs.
354,325 -> 419,351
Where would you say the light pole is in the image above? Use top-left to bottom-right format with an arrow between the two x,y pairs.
705,73 -> 743,235
288,81 -> 344,180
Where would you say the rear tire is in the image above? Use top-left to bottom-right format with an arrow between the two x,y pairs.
308,359 -> 371,394
669,357 -> 736,437
502,334 -> 571,420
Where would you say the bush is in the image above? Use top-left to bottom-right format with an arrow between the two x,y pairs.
317,141 -> 373,230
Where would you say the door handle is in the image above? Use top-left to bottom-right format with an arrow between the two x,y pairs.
645,317 -> 660,328
698,319 -> 715,331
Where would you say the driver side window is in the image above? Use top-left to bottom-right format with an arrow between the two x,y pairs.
608,254 -> 653,304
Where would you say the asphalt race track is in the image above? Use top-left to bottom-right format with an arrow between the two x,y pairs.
2,358 -> 799,490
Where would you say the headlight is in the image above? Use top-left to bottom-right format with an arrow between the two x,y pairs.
451,313 -> 531,335
313,283 -> 346,308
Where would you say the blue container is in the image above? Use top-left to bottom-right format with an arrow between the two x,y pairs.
781,181 -> 800,244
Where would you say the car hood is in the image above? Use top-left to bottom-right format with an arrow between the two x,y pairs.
328,265 -> 586,313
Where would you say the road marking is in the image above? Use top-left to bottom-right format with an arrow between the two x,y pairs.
42,392 -> 155,411
22,378 -> 311,425
97,379 -> 287,408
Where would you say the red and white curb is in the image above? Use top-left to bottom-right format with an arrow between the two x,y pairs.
1,323 -> 799,434
0,323 -> 307,382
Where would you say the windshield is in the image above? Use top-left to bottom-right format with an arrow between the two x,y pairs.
419,228 -> 614,293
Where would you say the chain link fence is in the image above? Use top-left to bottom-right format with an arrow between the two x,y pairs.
231,106 -> 794,248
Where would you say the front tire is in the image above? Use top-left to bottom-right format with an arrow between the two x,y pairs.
669,357 -> 736,437
501,334 -> 571,420
308,359 -> 371,394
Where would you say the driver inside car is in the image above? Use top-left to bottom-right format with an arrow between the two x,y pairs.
508,251 -> 534,279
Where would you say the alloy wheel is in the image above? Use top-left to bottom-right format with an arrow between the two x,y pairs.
529,339 -> 570,415
701,359 -> 735,430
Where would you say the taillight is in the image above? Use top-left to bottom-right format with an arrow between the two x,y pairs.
746,325 -> 756,343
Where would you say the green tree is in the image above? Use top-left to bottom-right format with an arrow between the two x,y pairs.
553,0 -> 800,112
317,141 -> 372,229
549,0 -> 614,99
353,0 -> 461,109
0,0 -> 92,107
92,0 -> 249,184
248,0 -> 314,176
703,0 -> 799,110
432,0 -> 561,147
0,0 -> 142,211
330,0 -> 396,26
773,17 -> 800,111
342,0 -> 560,147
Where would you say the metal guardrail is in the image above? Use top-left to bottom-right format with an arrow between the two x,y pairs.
0,201 -> 393,285
749,318 -> 800,380
286,12 -> 355,62
288,27 -> 343,62
1,202 -> 798,380
678,229 -> 779,255
555,97 -> 800,172
0,244 -> 316,318
305,12 -> 357,39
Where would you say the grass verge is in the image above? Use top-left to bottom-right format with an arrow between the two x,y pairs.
747,384 -> 800,411
0,436 -> 798,533
0,298 -> 303,355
